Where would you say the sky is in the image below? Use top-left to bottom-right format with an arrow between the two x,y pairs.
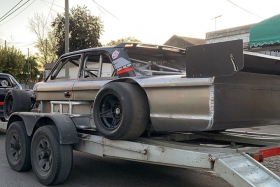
0,0 -> 279,56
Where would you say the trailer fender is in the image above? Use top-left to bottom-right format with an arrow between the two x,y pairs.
7,112 -> 78,144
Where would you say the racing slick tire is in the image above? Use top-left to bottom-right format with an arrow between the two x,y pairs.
31,125 -> 73,185
93,82 -> 150,140
3,89 -> 31,121
5,121 -> 32,171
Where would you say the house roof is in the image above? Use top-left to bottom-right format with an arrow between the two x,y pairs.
164,35 -> 205,49
177,36 -> 206,45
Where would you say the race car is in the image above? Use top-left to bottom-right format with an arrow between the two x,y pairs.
7,40 -> 280,140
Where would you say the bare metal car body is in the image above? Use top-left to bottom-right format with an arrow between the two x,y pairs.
33,40 -> 280,134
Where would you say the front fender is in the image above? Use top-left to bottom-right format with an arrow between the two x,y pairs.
8,112 -> 78,144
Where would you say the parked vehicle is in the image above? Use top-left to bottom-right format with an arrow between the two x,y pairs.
0,73 -> 23,121
3,40 -> 280,185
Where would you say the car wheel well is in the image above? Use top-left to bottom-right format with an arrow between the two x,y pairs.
93,81 -> 151,139
106,79 -> 152,133
108,78 -> 149,103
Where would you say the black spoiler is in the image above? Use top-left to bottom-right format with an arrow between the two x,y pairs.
185,40 -> 280,78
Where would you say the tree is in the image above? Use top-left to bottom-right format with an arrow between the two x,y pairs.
51,5 -> 104,56
0,46 -> 41,82
17,56 -> 42,83
0,46 -> 25,76
29,13 -> 58,65
105,37 -> 142,46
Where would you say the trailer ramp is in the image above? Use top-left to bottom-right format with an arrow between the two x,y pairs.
214,153 -> 280,187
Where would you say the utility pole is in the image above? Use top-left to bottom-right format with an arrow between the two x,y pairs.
212,15 -> 222,31
65,0 -> 69,78
45,39 -> 47,64
28,48 -> 30,81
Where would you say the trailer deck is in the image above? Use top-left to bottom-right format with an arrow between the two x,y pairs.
1,121 -> 280,187
73,129 -> 280,187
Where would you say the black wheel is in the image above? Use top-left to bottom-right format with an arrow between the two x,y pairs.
5,121 -> 32,171
93,82 -> 150,140
31,125 -> 73,185
3,89 -> 31,121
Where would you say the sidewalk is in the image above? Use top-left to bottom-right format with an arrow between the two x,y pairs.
232,125 -> 280,176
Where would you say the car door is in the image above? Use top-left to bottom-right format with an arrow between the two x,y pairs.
35,54 -> 82,112
73,51 -> 116,101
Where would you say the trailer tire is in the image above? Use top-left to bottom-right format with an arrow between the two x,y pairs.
93,82 -> 150,140
31,125 -> 73,185
5,121 -> 32,171
3,89 -> 31,121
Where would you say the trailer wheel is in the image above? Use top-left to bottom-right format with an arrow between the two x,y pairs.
31,125 -> 73,185
5,121 -> 32,171
93,82 -> 150,140
3,89 -> 31,121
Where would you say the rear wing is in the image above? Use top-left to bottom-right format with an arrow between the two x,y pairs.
185,40 -> 280,78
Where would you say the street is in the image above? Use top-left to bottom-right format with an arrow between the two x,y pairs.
0,132 -> 231,187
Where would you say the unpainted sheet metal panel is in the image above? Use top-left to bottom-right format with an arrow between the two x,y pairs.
186,40 -> 244,78
212,72 -> 280,130
243,51 -> 280,75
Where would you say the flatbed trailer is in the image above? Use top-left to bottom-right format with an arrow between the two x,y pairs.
1,121 -> 280,187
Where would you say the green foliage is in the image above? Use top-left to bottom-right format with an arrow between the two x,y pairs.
0,46 -> 25,76
17,56 -> 42,83
0,46 -> 41,82
51,5 -> 104,56
105,37 -> 142,46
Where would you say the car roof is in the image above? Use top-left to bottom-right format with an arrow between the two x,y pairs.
60,43 -> 186,58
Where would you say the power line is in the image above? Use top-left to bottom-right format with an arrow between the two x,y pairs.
0,0 -> 24,20
17,42 -> 37,48
96,5 -> 106,17
0,0 -> 30,23
0,0 -> 36,26
227,0 -> 264,19
2,41 -> 36,48
7,41 -> 37,48
40,0 -> 59,14
92,0 -> 119,20
41,0 -> 64,9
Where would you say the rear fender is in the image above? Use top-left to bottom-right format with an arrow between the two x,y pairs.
7,112 -> 78,144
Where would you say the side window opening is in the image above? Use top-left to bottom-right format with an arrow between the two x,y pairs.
83,53 -> 114,78
50,55 -> 81,80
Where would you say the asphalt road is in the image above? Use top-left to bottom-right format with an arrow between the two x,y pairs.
0,132 -> 231,187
